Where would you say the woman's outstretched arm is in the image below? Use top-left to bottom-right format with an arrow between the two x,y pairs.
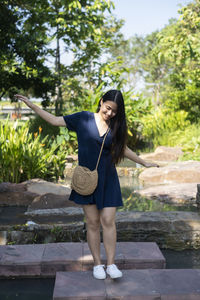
124,146 -> 159,168
14,94 -> 66,127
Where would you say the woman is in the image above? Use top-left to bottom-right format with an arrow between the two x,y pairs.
15,90 -> 158,280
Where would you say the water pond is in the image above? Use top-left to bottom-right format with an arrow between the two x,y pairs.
0,158 -> 198,227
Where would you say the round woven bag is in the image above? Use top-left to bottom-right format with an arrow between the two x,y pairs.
71,165 -> 98,196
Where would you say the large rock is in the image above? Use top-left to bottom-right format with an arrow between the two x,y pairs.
2,211 -> 200,249
1,222 -> 85,245
0,179 -> 73,208
139,161 -> 200,185
27,193 -> 78,211
117,167 -> 140,177
140,146 -> 183,162
116,211 -> 200,250
196,184 -> 200,209
140,146 -> 183,161
0,182 -> 37,206
26,178 -> 71,195
25,180 -> 75,212
25,206 -> 83,217
64,163 -> 74,179
136,183 -> 198,205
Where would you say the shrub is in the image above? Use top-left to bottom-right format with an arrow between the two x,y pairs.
141,108 -> 190,147
0,120 -> 68,183
123,91 -> 153,149
175,123 -> 200,161
29,115 -> 60,140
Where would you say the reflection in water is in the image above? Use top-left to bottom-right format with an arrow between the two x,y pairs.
0,206 -> 83,226
162,248 -> 200,269
117,168 -> 198,213
119,185 -> 198,213
0,278 -> 54,300
115,159 -> 198,212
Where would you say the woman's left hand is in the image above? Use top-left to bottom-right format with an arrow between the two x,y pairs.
144,161 -> 160,168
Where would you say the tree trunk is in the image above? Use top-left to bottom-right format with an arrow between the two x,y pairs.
55,24 -> 63,116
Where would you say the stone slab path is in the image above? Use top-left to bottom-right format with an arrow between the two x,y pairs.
0,242 -> 165,278
53,269 -> 200,300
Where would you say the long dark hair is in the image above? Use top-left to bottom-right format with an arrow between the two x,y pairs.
97,90 -> 127,165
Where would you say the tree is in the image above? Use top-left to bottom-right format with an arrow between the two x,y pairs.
108,0 -> 200,122
0,0 -> 55,103
152,0 -> 200,121
104,33 -> 145,92
0,0 -> 123,114
107,29 -> 172,104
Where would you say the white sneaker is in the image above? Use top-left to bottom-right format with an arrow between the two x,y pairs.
106,264 -> 123,279
93,264 -> 106,279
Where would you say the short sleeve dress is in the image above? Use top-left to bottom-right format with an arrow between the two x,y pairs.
63,111 -> 123,210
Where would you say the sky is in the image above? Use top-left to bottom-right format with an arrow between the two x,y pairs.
112,0 -> 191,38
56,0 -> 192,67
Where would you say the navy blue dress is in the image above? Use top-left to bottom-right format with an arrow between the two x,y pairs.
63,111 -> 123,210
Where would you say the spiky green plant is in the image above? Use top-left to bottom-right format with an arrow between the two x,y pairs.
0,120 -> 67,183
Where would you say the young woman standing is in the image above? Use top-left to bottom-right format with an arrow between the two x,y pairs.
15,90 -> 158,280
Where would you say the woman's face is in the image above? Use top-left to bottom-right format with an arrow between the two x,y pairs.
100,100 -> 118,122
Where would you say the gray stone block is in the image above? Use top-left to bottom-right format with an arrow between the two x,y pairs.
53,269 -> 200,299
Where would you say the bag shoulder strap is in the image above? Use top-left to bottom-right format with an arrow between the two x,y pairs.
95,127 -> 110,170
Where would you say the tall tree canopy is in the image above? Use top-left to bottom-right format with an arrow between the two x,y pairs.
0,0 -> 122,113
0,0 -> 55,102
153,0 -> 200,121
108,0 -> 200,121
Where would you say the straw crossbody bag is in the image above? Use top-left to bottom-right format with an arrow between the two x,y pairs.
71,127 -> 110,196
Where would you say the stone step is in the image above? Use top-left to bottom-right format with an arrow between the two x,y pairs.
0,242 -> 165,278
53,269 -> 200,300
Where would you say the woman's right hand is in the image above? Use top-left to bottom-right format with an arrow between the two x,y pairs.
14,94 -> 30,104
14,94 -> 66,127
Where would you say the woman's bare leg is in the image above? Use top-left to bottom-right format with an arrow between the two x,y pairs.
82,204 -> 101,266
100,207 -> 117,265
